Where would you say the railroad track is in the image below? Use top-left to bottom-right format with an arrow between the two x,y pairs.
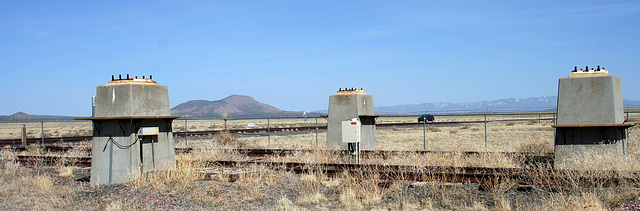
0,136 -> 92,147
15,155 -> 92,167
0,118 -> 553,147
7,145 -> 554,166
207,160 -> 635,187
12,154 -> 633,187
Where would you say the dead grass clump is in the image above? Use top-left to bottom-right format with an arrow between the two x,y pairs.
297,192 -> 328,206
559,145 -> 640,172
58,166 -> 74,178
26,143 -> 45,155
215,131 -> 243,147
277,195 -> 296,210
422,180 -> 467,209
600,187 -> 640,207
427,127 -> 441,132
391,126 -> 399,131
296,171 -> 330,206
234,164 -> 290,203
505,122 -> 515,126
527,119 -> 538,125
516,143 -> 553,156
338,172 -> 385,209
284,149 -> 342,164
0,157 -> 70,209
1,149 -> 19,174
189,143 -> 248,162
461,125 -> 471,130
469,153 -> 519,168
127,154 -> 205,194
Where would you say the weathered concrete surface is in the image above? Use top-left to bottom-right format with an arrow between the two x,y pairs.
554,74 -> 627,170
90,80 -> 175,185
556,76 -> 623,125
91,120 -> 175,185
554,143 -> 625,169
327,92 -> 377,150
94,82 -> 171,117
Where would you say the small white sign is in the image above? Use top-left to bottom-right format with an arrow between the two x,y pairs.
247,123 -> 255,128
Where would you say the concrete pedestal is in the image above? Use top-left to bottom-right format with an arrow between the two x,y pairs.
91,119 -> 175,185
326,90 -> 378,150
557,76 -> 623,125
554,72 -> 627,169
77,78 -> 178,185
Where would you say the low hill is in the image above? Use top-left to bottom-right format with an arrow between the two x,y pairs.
1,112 -> 39,121
0,112 -> 76,121
171,95 -> 320,119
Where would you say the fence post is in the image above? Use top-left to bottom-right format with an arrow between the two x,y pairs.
184,119 -> 188,146
267,116 -> 271,147
41,121 -> 44,146
22,124 -> 27,147
423,112 -> 426,151
484,110 -> 487,149
315,117 -> 318,146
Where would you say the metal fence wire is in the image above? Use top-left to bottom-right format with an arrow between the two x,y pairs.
2,110 -> 639,151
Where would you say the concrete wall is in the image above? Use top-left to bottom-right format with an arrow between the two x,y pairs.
94,83 -> 171,117
326,93 -> 376,150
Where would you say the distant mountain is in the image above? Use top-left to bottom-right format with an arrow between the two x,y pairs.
1,112 -> 38,121
375,96 -> 559,115
171,94 -> 322,119
314,96 -> 640,115
0,112 -> 76,121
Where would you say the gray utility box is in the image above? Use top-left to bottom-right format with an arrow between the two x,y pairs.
342,118 -> 361,143
76,77 -> 179,186
553,69 -> 637,169
326,89 -> 381,150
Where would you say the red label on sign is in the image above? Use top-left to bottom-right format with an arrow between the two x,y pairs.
351,122 -> 357,125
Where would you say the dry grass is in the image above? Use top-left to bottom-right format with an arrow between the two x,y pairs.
0,121 -> 91,139
3,143 -> 640,210
214,131 -> 242,147
1,113 -> 640,209
126,154 -> 205,194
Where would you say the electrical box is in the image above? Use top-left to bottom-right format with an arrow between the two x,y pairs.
341,118 -> 361,143
138,127 -> 159,136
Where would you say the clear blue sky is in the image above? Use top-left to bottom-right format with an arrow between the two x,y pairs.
1,1 -> 639,116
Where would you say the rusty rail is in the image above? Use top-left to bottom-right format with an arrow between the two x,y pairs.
11,154 -> 635,187
7,145 -> 554,166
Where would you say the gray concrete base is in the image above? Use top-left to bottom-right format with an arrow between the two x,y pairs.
554,143 -> 626,170
557,76 -> 624,125
89,79 -> 176,186
91,133 -> 175,185
326,92 -> 377,150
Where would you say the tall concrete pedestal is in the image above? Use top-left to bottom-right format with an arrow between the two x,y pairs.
553,68 -> 637,169
326,89 -> 381,150
76,76 -> 179,185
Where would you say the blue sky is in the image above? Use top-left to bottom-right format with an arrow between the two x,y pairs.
1,1 -> 639,116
